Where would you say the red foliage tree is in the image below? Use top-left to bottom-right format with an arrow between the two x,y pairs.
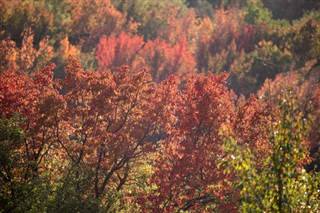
56,57 -> 185,204
0,63 -> 65,177
96,32 -> 144,71
232,94 -> 273,165
96,33 -> 196,82
139,72 -> 237,212
141,37 -> 196,82
0,57 -> 183,208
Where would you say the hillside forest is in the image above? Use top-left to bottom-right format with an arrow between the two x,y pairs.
1,0 -> 320,212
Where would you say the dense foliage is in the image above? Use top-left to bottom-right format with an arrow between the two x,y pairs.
1,0 -> 320,212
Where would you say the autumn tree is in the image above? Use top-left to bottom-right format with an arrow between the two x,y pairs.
0,63 -> 66,212
140,72 -> 237,212
141,37 -> 196,82
96,32 -> 144,71
69,0 -> 124,52
232,94 -> 273,166
0,28 -> 54,74
96,32 -> 196,82
50,57 -> 183,211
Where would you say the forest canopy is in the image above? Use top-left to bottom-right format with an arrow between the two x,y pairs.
1,0 -> 320,212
